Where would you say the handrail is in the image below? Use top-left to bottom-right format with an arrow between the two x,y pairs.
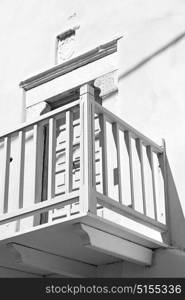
0,99 -> 80,139
0,191 -> 79,226
94,100 -> 163,154
96,192 -> 167,232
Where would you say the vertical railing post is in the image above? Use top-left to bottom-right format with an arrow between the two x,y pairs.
124,131 -> 135,209
79,84 -> 96,214
17,130 -> 25,210
65,110 -> 73,194
48,118 -> 56,201
15,130 -> 25,231
33,123 -> 45,226
112,122 -> 122,204
65,110 -> 73,217
47,117 -> 57,223
23,101 -> 51,229
1,136 -> 11,214
146,145 -> 157,220
99,113 -> 108,196
136,138 -> 146,215
158,140 -> 171,245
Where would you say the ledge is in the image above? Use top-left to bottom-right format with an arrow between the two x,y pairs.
20,37 -> 121,91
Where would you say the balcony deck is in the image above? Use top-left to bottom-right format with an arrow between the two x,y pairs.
0,212 -> 168,277
0,84 -> 169,275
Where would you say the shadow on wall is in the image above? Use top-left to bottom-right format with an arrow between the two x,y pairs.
119,31 -> 185,80
117,30 -> 185,249
163,156 -> 185,249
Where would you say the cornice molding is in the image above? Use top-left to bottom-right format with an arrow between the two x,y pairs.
19,37 -> 121,91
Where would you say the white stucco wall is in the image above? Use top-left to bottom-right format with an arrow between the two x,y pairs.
0,0 -> 185,212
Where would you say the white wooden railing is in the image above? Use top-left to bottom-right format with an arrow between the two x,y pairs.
0,100 -> 81,233
92,100 -> 167,233
0,85 -> 168,239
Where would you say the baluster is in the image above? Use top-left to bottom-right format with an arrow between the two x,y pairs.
124,131 -> 135,209
65,110 -> 73,194
136,138 -> 146,215
146,145 -> 157,220
99,113 -> 108,196
112,122 -> 122,204
91,103 -> 96,190
33,124 -> 41,204
1,136 -> 11,213
48,118 -> 56,201
65,110 -> 73,218
17,130 -> 25,209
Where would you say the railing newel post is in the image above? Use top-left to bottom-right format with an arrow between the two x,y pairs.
79,84 -> 97,215
159,139 -> 172,245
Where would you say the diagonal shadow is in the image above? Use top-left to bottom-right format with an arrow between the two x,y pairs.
119,31 -> 185,80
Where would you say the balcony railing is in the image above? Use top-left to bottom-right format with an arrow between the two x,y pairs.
93,100 -> 167,233
0,84 -> 168,241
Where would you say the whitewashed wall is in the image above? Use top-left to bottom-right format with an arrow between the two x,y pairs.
0,0 -> 185,213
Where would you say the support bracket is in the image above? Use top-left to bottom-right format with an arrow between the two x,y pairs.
74,223 -> 153,266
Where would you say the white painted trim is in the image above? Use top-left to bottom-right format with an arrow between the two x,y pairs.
20,38 -> 119,91
25,55 -> 117,108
